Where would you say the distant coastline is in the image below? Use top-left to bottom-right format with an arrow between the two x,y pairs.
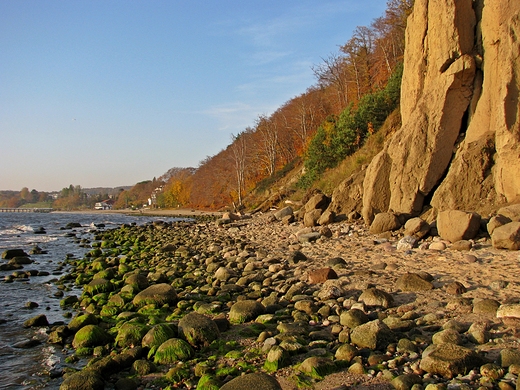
53,208 -> 222,218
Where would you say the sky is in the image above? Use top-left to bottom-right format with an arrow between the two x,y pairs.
0,0 -> 387,192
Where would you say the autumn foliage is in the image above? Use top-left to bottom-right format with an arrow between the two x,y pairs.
118,0 -> 414,211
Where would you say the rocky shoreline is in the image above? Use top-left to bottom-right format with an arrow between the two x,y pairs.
8,204 -> 520,390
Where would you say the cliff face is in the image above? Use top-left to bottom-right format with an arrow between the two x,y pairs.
362,0 -> 520,223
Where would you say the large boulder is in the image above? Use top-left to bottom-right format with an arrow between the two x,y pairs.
369,212 -> 401,234
59,370 -> 104,390
132,283 -> 177,307
436,210 -> 481,243
72,325 -> 112,349
491,222 -> 520,250
350,319 -> 394,350
178,312 -> 220,347
497,204 -> 520,222
153,338 -> 193,364
420,343 -> 483,378
304,193 -> 330,212
229,300 -> 265,324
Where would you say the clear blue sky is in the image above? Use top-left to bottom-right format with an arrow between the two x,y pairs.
0,0 -> 386,192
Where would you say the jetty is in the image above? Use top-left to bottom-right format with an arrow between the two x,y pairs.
0,208 -> 54,213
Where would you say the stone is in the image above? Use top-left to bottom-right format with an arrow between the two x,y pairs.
153,338 -> 194,364
497,304 -> 520,319
220,372 -> 282,390
214,266 -> 236,282
132,283 -> 177,307
391,374 -> 423,390
1,249 -> 28,259
115,322 -> 149,348
229,300 -> 265,323
264,345 -> 289,372
298,356 -> 335,378
72,325 -> 112,349
305,193 -> 330,212
350,319 -> 393,350
307,267 -> 338,284
317,210 -> 335,226
142,324 -> 176,352
450,240 -> 472,251
445,281 -> 467,295
429,241 -> 447,251
498,204 -> 520,222
488,215 -> 513,235
492,222 -> 520,250
340,309 -> 369,329
178,312 -> 220,347
23,314 -> 49,328
432,329 -> 462,345
437,210 -> 481,243
59,370 -> 104,390
396,272 -> 434,292
369,212 -> 401,234
499,349 -> 520,368
473,298 -> 500,315
274,206 -> 293,221
420,343 -> 483,379
358,288 -> 393,308
397,236 -> 419,251
334,344 -> 358,362
404,217 -> 431,238
304,209 -> 323,227
467,322 -> 490,345
298,232 -> 321,243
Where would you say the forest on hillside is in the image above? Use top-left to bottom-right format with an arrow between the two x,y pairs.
137,0 -> 414,211
2,0 -> 413,212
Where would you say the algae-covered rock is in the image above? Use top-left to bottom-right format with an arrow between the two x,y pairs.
68,313 -> 99,333
72,324 -> 112,349
115,321 -> 149,348
132,283 -> 177,307
153,338 -> 194,364
84,278 -> 114,296
142,323 -> 176,357
23,314 -> 49,328
178,312 -> 220,347
59,369 -> 104,390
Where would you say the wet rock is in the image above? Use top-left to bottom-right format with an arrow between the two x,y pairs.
72,325 -> 112,349
23,314 -> 49,327
1,249 -> 28,259
153,338 -> 193,364
59,370 -> 104,390
13,338 -> 42,348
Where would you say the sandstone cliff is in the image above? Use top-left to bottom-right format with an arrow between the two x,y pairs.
362,0 -> 520,224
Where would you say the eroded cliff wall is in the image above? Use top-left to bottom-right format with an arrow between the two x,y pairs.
362,0 -> 520,224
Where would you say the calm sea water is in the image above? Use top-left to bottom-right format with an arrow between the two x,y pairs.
0,212 -> 182,389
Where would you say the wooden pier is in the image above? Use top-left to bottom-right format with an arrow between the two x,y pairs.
0,208 -> 54,213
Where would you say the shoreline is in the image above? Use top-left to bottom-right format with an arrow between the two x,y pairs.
52,208 -> 222,218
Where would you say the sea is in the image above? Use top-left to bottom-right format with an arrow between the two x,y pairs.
0,211 -> 183,389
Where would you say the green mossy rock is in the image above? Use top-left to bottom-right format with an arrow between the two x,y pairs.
228,300 -> 265,324
72,325 -> 112,349
153,338 -> 194,364
59,369 -> 104,390
142,323 -> 176,357
84,278 -> 114,296
68,313 -> 99,333
196,375 -> 221,390
178,312 -> 220,347
220,372 -> 282,390
115,321 -> 150,348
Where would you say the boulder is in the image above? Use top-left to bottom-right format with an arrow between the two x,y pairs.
437,210 -> 481,243
115,322 -> 149,348
340,309 -> 369,329
358,288 -> 393,308
369,212 -> 401,234
1,249 -> 28,259
273,206 -> 293,221
142,324 -> 176,353
350,319 -> 394,350
220,372 -> 282,390
420,343 -> 483,378
132,283 -> 177,307
23,314 -> 49,328
153,338 -> 193,364
59,370 -> 104,390
72,325 -> 112,349
178,312 -> 220,347
491,222 -> 520,250
317,209 -> 335,226
229,300 -> 265,324
497,204 -> 520,222
304,193 -> 330,212
303,209 -> 322,227
404,217 -> 431,238
487,214 -> 512,235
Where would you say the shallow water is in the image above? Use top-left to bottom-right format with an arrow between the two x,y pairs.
0,212 -> 181,389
